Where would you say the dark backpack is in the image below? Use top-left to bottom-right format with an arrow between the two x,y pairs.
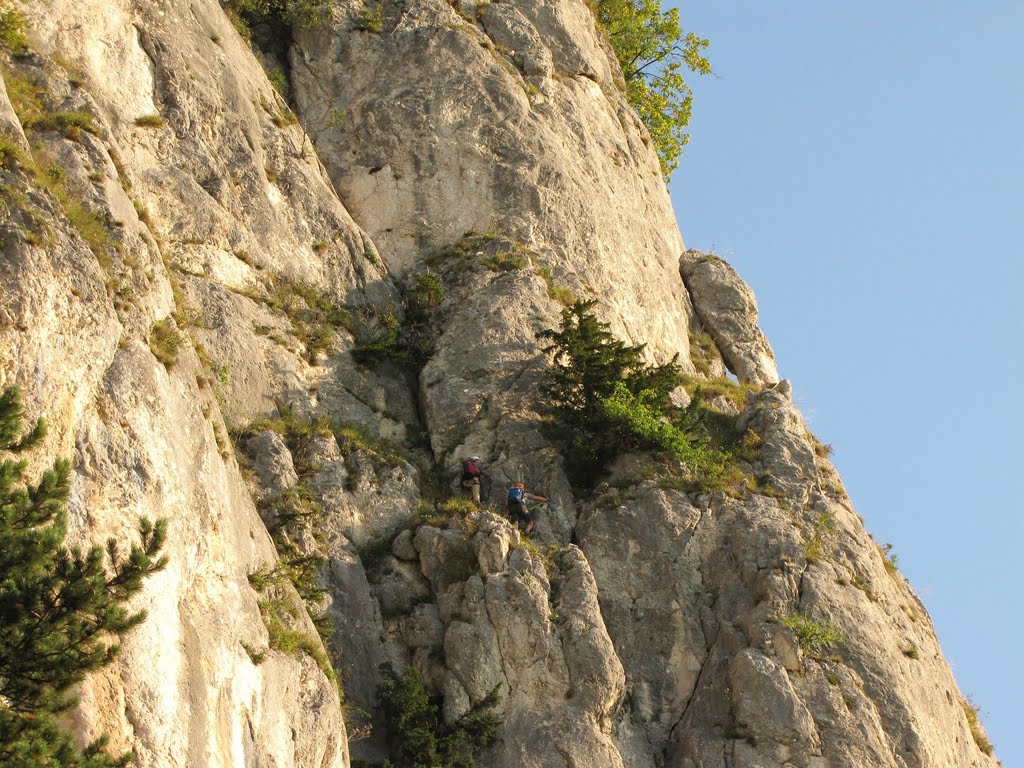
507,486 -> 525,505
462,459 -> 482,481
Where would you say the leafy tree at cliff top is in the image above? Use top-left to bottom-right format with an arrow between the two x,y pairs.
591,0 -> 711,176
0,386 -> 168,768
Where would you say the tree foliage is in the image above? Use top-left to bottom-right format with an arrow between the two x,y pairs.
368,664 -> 501,768
353,273 -> 445,373
0,386 -> 168,768
591,0 -> 711,176
222,0 -> 329,30
538,300 -> 685,484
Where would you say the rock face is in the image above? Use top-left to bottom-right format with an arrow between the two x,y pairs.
291,0 -> 694,362
681,249 -> 779,386
0,1 -> 999,767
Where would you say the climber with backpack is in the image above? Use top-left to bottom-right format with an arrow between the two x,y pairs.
506,483 -> 547,535
460,456 -> 489,509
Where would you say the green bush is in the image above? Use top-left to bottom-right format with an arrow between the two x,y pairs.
149,318 -> 184,367
879,542 -> 899,577
780,612 -> 843,659
532,264 -> 577,307
0,134 -> 21,169
1,68 -> 117,261
26,109 -> 98,141
0,5 -> 28,54
0,386 -> 167,768
353,274 -> 445,373
482,249 -> 528,272
258,597 -> 335,681
688,330 -> 719,376
134,114 -> 165,128
372,664 -> 500,768
352,0 -> 384,33
244,279 -> 354,363
223,0 -> 330,31
961,697 -> 994,756
538,299 -> 689,486
804,511 -> 836,565
590,0 -> 710,176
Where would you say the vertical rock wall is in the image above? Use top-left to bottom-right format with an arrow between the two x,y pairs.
0,0 -> 1001,766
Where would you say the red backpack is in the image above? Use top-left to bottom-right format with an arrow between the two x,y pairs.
462,459 -> 481,481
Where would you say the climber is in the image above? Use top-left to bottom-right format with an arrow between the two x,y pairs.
460,456 -> 489,509
506,483 -> 547,535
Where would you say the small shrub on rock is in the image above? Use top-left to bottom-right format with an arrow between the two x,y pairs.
370,664 -> 500,768
961,696 -> 994,756
0,5 -> 28,54
353,274 -> 445,373
149,318 -> 184,367
780,612 -> 843,659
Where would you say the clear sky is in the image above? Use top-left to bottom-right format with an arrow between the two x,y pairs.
668,3 -> 1022,764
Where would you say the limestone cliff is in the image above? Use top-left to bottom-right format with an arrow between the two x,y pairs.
0,1 -> 998,767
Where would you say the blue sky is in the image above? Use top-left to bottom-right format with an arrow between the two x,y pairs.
668,3 -> 1022,763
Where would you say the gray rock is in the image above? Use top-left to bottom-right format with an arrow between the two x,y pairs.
473,512 -> 512,576
480,4 -> 554,77
681,250 -> 779,386
246,429 -> 298,496
1,0 -> 1001,766
729,648 -> 820,753
392,528 -> 418,560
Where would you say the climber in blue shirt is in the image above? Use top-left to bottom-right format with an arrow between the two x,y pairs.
506,483 -> 547,535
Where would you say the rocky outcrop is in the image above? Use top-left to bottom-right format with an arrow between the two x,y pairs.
0,0 -> 1000,766
0,0 -> 381,762
580,386 -> 997,768
292,0 -> 696,361
681,249 -> 779,386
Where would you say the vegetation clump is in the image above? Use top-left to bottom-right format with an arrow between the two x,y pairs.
804,510 -> 837,565
413,496 -> 479,530
0,61 -> 119,262
0,4 -> 29,54
352,0 -> 384,33
961,697 -> 995,756
364,664 -> 501,768
134,114 -> 165,128
223,0 -> 330,35
482,249 -> 529,273
353,273 -> 445,373
148,317 -> 185,365
0,386 -> 168,767
589,0 -> 711,176
149,318 -> 185,367
879,542 -> 899,577
538,299 -> 734,490
242,279 -> 354,363
532,263 -> 577,307
688,330 -> 720,377
780,612 -> 844,659
256,594 -> 335,680
236,404 -> 409,640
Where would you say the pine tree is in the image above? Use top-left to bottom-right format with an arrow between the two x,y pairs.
538,300 -> 682,483
373,664 -> 500,768
0,385 -> 168,768
538,299 -> 679,420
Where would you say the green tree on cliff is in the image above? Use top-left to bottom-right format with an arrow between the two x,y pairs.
0,386 -> 168,768
538,299 -> 685,483
591,0 -> 711,176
